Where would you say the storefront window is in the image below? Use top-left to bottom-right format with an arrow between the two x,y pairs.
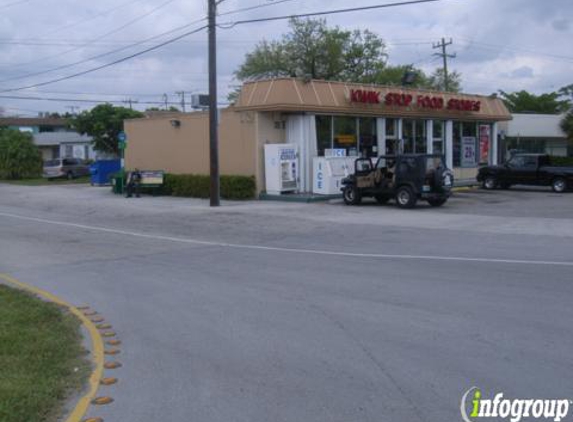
315,115 -> 332,156
333,116 -> 358,156
385,118 -> 398,155
454,122 -> 480,167
453,122 -> 461,167
359,117 -> 377,157
403,119 -> 426,154
433,120 -> 444,154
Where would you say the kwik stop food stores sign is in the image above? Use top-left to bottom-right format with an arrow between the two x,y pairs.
348,88 -> 482,113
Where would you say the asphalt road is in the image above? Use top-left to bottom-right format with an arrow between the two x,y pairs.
1,183 -> 572,422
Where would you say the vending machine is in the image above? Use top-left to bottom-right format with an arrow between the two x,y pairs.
312,156 -> 356,195
264,144 -> 299,195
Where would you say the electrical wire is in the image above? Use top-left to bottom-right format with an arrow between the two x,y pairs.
0,0 -> 443,93
0,0 -> 32,10
216,0 -> 441,28
0,15 -> 208,84
2,0 -> 180,72
0,25 -> 208,93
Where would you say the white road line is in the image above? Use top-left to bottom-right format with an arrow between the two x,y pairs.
1,211 -> 573,267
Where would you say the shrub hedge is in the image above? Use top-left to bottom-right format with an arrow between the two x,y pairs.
163,174 -> 256,200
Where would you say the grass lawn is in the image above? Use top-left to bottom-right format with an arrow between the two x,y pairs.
1,176 -> 90,186
0,285 -> 89,422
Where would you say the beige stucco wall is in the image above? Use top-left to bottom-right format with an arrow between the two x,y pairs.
124,109 -> 256,178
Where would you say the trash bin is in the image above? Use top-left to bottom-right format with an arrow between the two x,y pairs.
111,172 -> 125,195
90,160 -> 121,186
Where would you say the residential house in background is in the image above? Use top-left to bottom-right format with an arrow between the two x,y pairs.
499,113 -> 572,161
0,116 -> 95,161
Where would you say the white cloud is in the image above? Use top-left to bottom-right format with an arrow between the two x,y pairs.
0,0 -> 571,114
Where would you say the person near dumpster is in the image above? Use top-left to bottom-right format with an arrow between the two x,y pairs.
126,169 -> 142,198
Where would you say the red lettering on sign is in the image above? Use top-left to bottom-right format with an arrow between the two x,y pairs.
350,89 -> 380,104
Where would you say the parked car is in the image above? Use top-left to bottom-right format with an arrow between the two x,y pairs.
477,153 -> 573,193
341,154 -> 454,208
43,158 -> 91,179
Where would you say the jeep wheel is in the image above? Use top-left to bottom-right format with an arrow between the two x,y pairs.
343,186 -> 361,205
552,177 -> 567,193
395,186 -> 417,209
375,195 -> 390,205
483,176 -> 497,190
427,198 -> 447,207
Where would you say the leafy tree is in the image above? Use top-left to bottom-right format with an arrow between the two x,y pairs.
425,68 -> 462,93
561,110 -> 573,140
0,128 -> 42,179
69,104 -> 143,155
235,18 -> 387,82
145,106 -> 180,112
498,90 -> 570,114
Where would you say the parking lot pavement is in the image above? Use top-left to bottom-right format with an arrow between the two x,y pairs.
1,183 -> 573,422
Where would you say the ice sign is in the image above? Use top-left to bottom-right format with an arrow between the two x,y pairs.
280,149 -> 296,161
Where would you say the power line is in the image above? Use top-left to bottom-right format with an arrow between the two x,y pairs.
218,0 -> 298,17
0,25 -> 208,93
0,0 -> 32,10
0,15 -> 207,85
44,0 -> 149,37
0,0 -> 444,93
217,0 -> 441,28
2,0 -> 180,73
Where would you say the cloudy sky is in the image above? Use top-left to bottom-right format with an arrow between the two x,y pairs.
0,0 -> 571,116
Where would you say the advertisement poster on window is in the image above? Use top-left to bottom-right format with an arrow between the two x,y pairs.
461,137 -> 477,167
479,124 -> 490,164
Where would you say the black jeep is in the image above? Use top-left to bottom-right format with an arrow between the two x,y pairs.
341,154 -> 454,208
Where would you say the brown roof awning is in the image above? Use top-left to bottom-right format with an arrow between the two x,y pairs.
234,78 -> 512,121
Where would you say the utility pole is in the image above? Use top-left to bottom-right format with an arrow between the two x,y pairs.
176,91 -> 186,112
123,98 -> 138,110
66,105 -> 79,115
208,0 -> 220,206
432,38 -> 456,91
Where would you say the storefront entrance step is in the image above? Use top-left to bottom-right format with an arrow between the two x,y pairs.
259,192 -> 342,203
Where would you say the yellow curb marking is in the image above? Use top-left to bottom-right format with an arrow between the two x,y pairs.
100,377 -> 118,386
104,361 -> 122,369
106,339 -> 121,346
104,349 -> 120,355
101,331 -> 116,338
91,397 -> 114,406
0,274 -> 104,422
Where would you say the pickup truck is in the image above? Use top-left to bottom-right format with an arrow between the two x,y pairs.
477,154 -> 573,192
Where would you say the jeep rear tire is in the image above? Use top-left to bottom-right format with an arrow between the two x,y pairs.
343,186 -> 361,205
396,186 -> 417,209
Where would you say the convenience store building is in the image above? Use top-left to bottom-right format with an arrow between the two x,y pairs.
125,78 -> 512,195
